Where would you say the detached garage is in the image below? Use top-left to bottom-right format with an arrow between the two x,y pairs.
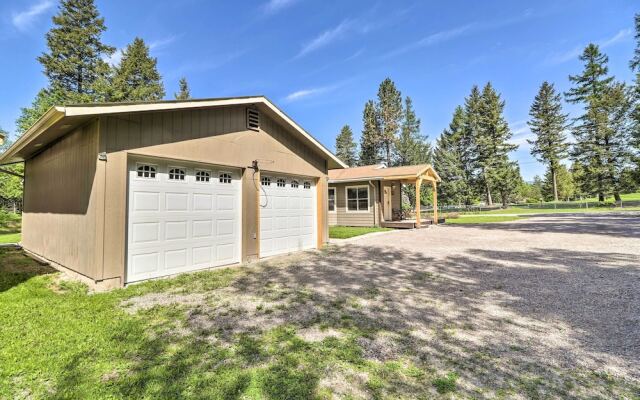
0,96 -> 345,288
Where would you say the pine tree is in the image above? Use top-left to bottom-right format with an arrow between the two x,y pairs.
462,85 -> 483,199
474,83 -> 517,206
542,164 -> 575,201
395,97 -> 431,166
433,106 -> 471,205
112,37 -> 165,102
38,0 -> 114,101
527,81 -> 569,201
359,100 -> 381,165
565,44 -> 629,201
175,77 -> 191,100
629,13 -> 640,184
376,78 -> 403,165
495,162 -> 523,206
335,125 -> 358,167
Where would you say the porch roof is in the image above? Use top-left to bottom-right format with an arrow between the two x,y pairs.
328,163 -> 440,183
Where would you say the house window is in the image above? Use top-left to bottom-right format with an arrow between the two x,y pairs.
195,170 -> 210,182
276,178 -> 286,187
136,164 -> 156,179
303,181 -> 311,189
169,167 -> 186,181
328,188 -> 336,212
261,176 -> 271,186
346,186 -> 369,212
219,172 -> 232,184
291,180 -> 299,188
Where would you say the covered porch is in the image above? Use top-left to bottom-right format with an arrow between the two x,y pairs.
379,165 -> 442,229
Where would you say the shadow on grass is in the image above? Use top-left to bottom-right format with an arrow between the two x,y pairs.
0,247 -> 55,292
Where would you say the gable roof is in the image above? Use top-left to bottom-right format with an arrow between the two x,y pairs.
328,163 -> 441,182
0,96 -> 347,169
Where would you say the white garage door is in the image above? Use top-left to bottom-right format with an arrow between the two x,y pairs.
259,174 -> 317,257
126,159 -> 241,283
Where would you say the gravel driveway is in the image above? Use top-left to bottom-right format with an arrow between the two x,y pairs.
129,212 -> 640,398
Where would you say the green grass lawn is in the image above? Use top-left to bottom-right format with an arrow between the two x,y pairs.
446,215 -> 524,224
0,212 -> 21,244
329,225 -> 392,239
466,206 -> 640,215
0,233 -> 21,244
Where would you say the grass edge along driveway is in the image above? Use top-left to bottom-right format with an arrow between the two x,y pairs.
329,225 -> 392,239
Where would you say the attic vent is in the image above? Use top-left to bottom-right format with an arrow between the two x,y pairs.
246,108 -> 260,131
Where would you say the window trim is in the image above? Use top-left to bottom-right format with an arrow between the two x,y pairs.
328,187 -> 336,213
168,166 -> 187,182
218,171 -> 233,184
135,162 -> 158,180
194,169 -> 211,183
345,185 -> 370,213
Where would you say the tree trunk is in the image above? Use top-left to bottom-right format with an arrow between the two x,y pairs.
598,193 -> 605,202
552,167 -> 558,202
385,142 -> 391,166
613,192 -> 621,202
486,185 -> 493,206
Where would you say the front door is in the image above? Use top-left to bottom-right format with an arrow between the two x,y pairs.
383,185 -> 392,221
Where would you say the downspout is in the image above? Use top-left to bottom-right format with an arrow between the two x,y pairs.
368,180 -> 378,226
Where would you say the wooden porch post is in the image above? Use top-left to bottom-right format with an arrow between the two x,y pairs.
432,181 -> 438,225
415,178 -> 422,226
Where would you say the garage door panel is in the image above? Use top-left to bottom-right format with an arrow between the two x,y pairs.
260,175 -> 317,258
127,161 -> 241,283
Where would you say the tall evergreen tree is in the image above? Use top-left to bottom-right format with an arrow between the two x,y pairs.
565,44 -> 629,201
376,78 -> 403,165
433,106 -> 471,205
38,0 -> 114,101
462,85 -> 483,197
527,81 -> 569,201
474,83 -> 517,206
335,125 -> 358,167
112,37 -> 165,102
629,13 -> 640,183
394,97 -> 431,166
175,77 -> 191,100
16,88 -> 66,135
542,164 -> 575,201
359,100 -> 381,165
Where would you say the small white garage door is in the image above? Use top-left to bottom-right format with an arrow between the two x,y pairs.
259,174 -> 317,257
126,159 -> 241,283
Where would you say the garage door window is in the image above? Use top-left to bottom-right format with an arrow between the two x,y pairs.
346,186 -> 368,212
303,181 -> 311,189
219,172 -> 232,184
261,176 -> 271,186
137,164 -> 157,179
277,178 -> 286,187
169,167 -> 186,181
291,180 -> 299,188
195,170 -> 211,182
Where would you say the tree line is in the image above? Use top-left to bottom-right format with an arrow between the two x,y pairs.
0,0 -> 192,210
336,13 -> 640,207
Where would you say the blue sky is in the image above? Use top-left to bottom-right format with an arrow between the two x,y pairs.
0,0 -> 637,180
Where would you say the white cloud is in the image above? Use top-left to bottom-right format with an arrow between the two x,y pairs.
509,120 -> 534,148
12,0 -> 53,31
104,48 -> 123,67
149,35 -> 180,51
283,84 -> 339,102
295,20 -> 352,58
263,0 -> 298,15
382,10 -> 535,59
545,28 -> 634,65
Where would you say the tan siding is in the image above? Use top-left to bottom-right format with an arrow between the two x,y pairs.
242,168 -> 260,261
329,182 -> 375,227
22,120 -> 101,279
101,105 -> 327,282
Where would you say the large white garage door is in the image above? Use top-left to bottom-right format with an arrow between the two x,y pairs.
126,159 -> 241,283
260,174 -> 317,257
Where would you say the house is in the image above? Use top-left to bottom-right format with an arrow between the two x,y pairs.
0,96 -> 346,289
328,163 -> 441,228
